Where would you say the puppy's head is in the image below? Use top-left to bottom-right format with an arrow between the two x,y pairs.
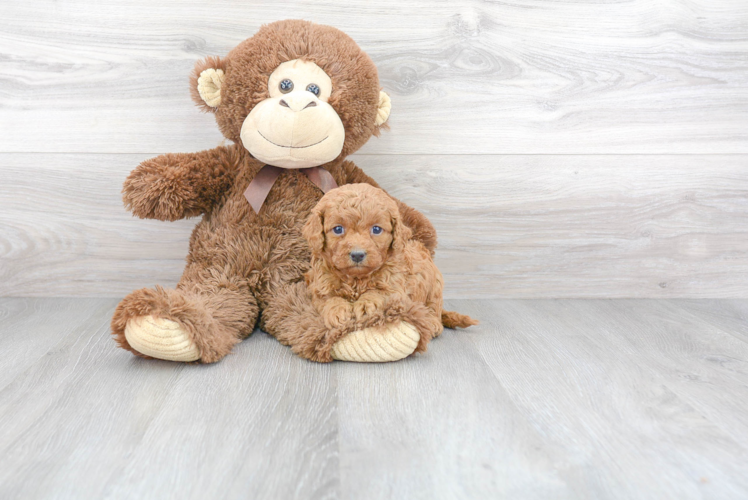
303,183 -> 412,277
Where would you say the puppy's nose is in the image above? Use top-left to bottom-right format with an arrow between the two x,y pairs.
349,250 -> 366,264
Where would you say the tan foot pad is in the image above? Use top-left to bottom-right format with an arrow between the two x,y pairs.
124,315 -> 201,362
331,322 -> 419,363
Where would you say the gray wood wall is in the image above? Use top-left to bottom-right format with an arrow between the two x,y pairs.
1,0 -> 747,298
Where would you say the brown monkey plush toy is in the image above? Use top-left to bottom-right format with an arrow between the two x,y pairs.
111,20 -> 439,363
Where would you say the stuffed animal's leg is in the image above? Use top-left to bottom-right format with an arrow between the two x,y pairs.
111,273 -> 258,363
329,322 -> 421,363
262,283 -> 424,363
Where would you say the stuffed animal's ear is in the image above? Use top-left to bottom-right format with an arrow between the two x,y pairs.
391,210 -> 413,252
303,205 -> 326,255
190,56 -> 227,112
375,91 -> 391,127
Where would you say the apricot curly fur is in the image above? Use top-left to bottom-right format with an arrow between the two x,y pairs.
112,21 -> 438,363
302,184 -> 477,358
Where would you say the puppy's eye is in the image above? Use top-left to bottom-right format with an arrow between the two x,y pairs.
306,83 -> 320,96
332,225 -> 345,235
371,225 -> 383,235
279,79 -> 294,93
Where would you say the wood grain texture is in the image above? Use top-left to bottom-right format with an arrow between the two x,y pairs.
1,0 -> 747,154
672,299 -> 748,344
333,320 -> 571,499
455,298 -> 748,499
1,153 -> 746,298
0,153 -> 194,297
0,298 -> 338,500
0,298 -> 111,390
1,298 -> 748,499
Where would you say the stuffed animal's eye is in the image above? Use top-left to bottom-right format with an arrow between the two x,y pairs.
306,83 -> 320,96
371,226 -> 383,235
332,225 -> 345,235
279,79 -> 294,93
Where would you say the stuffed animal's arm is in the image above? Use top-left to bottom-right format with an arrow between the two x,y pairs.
340,161 -> 438,254
122,145 -> 241,221
394,201 -> 437,255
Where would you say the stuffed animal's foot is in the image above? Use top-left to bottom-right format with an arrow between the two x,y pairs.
112,285 -> 257,363
330,321 -> 419,362
124,315 -> 200,362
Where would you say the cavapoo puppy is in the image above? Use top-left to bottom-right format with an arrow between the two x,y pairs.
303,183 -> 477,354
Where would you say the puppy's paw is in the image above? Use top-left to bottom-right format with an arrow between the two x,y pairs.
383,292 -> 409,315
354,295 -> 386,321
322,299 -> 354,330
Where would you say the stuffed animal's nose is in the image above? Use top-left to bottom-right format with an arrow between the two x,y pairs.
279,92 -> 318,112
349,250 -> 366,264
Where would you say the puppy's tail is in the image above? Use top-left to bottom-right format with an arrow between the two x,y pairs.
442,310 -> 479,329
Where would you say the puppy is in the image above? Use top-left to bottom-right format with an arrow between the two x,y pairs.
303,183 -> 477,352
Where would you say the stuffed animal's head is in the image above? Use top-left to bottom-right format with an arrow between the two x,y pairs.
190,20 -> 391,169
303,184 -> 412,278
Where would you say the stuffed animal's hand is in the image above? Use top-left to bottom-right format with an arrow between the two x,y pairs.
123,147 -> 239,221
123,155 -> 191,221
321,297 -> 354,330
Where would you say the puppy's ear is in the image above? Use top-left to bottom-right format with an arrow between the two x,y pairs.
303,204 -> 326,255
391,210 -> 413,252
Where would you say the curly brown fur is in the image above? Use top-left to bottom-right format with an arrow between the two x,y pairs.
112,21 -> 439,363
302,184 -> 476,357
262,282 -> 346,363
111,279 -> 258,364
123,146 -> 243,221
442,310 -> 479,329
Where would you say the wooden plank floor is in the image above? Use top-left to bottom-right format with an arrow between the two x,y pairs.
1,298 -> 747,499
